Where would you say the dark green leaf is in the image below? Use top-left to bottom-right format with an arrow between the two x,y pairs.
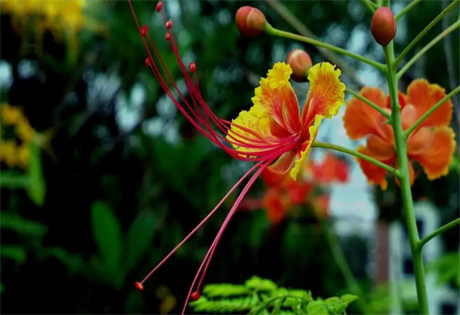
27,142 -> 46,206
1,245 -> 27,264
121,211 -> 157,275
0,213 -> 48,237
91,201 -> 122,281
0,171 -> 29,189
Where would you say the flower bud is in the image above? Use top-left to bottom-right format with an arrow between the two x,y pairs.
285,49 -> 312,82
371,7 -> 396,47
235,6 -> 266,37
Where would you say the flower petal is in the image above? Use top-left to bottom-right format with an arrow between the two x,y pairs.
252,62 -> 302,134
407,127 -> 434,156
356,145 -> 395,190
367,134 -> 395,160
290,115 -> 322,180
301,62 -> 345,126
386,91 -> 406,108
406,79 -> 453,128
263,187 -> 290,225
261,150 -> 297,186
343,87 -> 388,140
410,126 -> 456,180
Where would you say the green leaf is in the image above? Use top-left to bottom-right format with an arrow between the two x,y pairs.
340,294 -> 358,305
0,213 -> 48,237
449,155 -> 460,173
246,276 -> 277,291
0,171 -> 30,189
26,142 -> 46,206
307,300 -> 328,315
39,247 -> 83,273
121,211 -> 157,275
272,296 -> 287,314
91,201 -> 122,281
0,283 -> 4,294
1,245 -> 27,264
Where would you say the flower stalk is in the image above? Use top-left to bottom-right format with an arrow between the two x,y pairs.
345,88 -> 391,119
418,218 -> 460,249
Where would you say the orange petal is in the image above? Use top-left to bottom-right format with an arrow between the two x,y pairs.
395,160 -> 416,187
343,87 -> 387,140
356,145 -> 395,190
367,134 -> 395,160
301,62 -> 345,126
406,79 -> 453,127
410,126 -> 456,180
400,104 -> 418,131
261,150 -> 297,186
263,187 -> 290,225
290,115 -> 322,180
312,153 -> 349,184
386,91 -> 406,108
407,127 -> 434,156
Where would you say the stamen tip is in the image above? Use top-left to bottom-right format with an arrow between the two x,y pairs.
140,25 -> 148,37
166,20 -> 172,30
189,62 -> 196,73
166,32 -> 171,41
145,57 -> 151,68
156,1 -> 163,12
135,281 -> 144,291
190,291 -> 200,301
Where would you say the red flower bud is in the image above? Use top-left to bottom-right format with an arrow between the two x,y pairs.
235,6 -> 266,37
371,7 -> 396,47
285,49 -> 313,82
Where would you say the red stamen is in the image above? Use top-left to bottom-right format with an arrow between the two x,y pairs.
166,20 -> 173,30
140,25 -> 148,37
190,292 -> 200,301
145,57 -> 151,68
135,281 -> 144,291
189,62 -> 196,73
166,32 -> 171,41
156,1 -> 163,12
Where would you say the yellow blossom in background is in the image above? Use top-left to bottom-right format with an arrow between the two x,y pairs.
16,118 -> 34,143
0,140 -> 18,167
1,0 -> 105,60
17,144 -> 30,169
1,104 -> 23,126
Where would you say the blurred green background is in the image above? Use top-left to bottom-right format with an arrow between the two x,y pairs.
0,0 -> 459,314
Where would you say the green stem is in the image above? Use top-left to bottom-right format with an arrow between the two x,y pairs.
419,218 -> 460,249
264,23 -> 387,72
345,88 -> 391,119
395,0 -> 423,21
397,20 -> 460,79
384,45 -> 429,315
395,0 -> 460,66
312,141 -> 399,177
405,85 -> 460,137
319,218 -> 372,314
360,0 -> 377,13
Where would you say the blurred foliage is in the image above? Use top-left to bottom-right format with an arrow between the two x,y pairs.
0,0 -> 459,314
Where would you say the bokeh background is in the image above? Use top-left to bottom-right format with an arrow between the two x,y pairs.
0,0 -> 459,314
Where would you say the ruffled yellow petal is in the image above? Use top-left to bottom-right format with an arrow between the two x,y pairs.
290,115 -> 323,180
301,62 -> 346,125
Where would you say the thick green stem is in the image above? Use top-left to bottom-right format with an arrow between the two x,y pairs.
312,142 -> 399,177
397,20 -> 460,79
405,85 -> 460,137
319,218 -> 372,314
419,218 -> 460,249
384,45 -> 429,315
395,0 -> 460,66
345,88 -> 391,119
264,24 -> 387,71
395,0 -> 423,21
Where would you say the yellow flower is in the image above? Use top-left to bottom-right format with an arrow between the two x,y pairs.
0,140 -> 18,167
16,118 -> 34,143
1,104 -> 23,126
17,144 -> 30,169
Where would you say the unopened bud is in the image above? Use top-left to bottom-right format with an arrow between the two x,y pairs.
371,7 -> 396,47
235,6 -> 266,37
286,49 -> 312,82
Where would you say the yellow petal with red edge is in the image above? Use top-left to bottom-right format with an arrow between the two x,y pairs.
343,87 -> 388,140
301,62 -> 345,125
406,79 -> 453,127
261,150 -> 297,186
252,62 -> 301,134
410,126 -> 456,180
356,145 -> 395,190
290,115 -> 323,180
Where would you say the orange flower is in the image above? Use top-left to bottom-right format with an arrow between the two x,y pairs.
306,152 -> 349,184
343,80 -> 455,190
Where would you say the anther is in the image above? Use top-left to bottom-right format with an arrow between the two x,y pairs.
166,20 -> 172,30
145,57 -> 151,68
156,2 -> 163,12
135,281 -> 144,291
190,291 -> 200,301
189,62 -> 196,73
140,25 -> 148,37
166,32 -> 171,41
